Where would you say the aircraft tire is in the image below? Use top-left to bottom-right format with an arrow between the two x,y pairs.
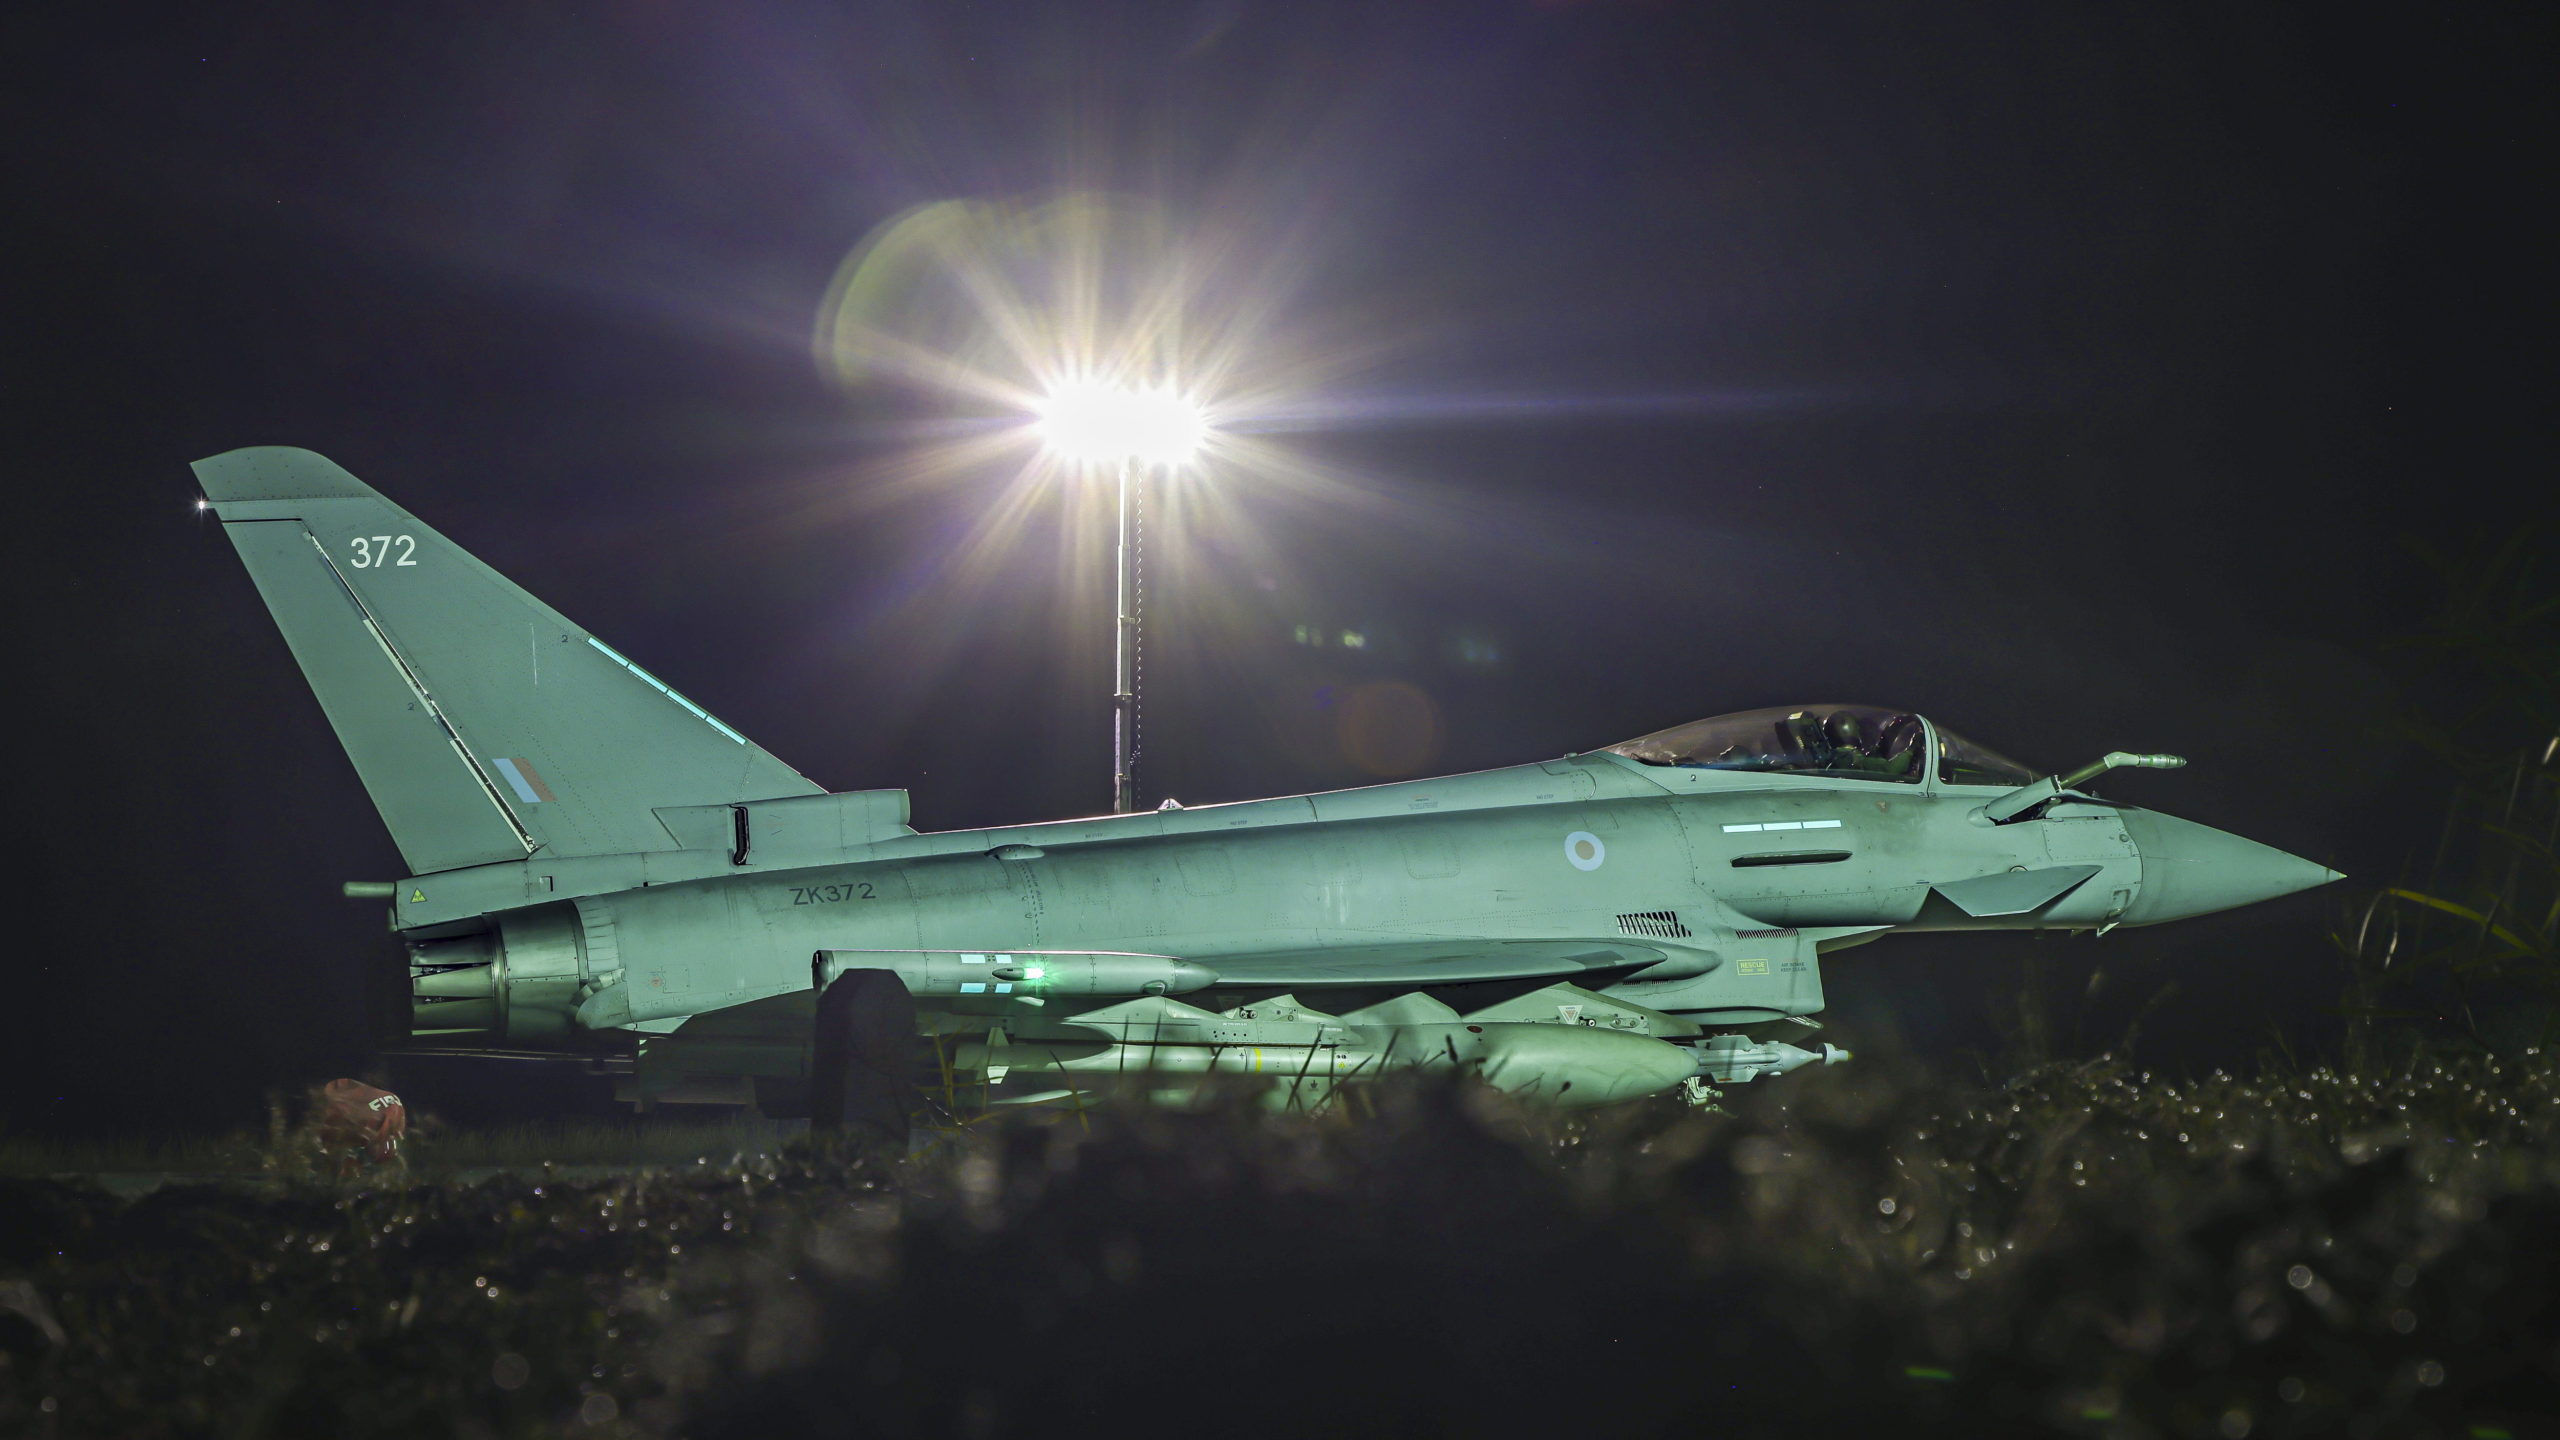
809,968 -> 919,1146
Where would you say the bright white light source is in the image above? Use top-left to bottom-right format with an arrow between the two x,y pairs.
1035,382 -> 1209,466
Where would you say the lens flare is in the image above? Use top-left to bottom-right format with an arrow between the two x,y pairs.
1035,381 -> 1210,467
797,191 -> 1794,759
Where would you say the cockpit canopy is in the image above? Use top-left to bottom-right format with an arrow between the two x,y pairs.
1934,723 -> 2041,788
1603,705 -> 2040,787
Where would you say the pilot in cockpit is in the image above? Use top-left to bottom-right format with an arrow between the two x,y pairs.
1824,710 -> 1922,778
1606,704 -> 1927,780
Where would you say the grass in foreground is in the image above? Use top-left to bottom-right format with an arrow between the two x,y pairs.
3,1053 -> 2555,1438
0,1116 -> 798,1182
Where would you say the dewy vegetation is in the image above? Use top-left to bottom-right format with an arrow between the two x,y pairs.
0,1115 -> 800,1185
3,1058 -> 2557,1438
2335,526 -> 2560,1057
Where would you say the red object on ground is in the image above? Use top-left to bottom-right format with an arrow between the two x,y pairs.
312,1078 -> 406,1173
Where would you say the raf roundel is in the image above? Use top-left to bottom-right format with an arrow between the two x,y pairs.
1564,830 -> 1606,871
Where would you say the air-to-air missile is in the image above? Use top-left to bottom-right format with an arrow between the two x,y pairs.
201,447 -> 2343,1123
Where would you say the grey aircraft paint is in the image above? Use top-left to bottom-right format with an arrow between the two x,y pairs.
201,447 -> 2342,1111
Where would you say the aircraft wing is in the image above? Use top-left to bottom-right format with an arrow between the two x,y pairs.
1204,938 -> 1674,987
611,939 -> 1677,1035
599,940 -> 1683,1058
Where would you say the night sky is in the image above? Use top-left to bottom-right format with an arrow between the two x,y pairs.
10,2 -> 2551,1135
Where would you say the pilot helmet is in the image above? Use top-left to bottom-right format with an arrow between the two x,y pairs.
1876,712 -> 1922,756
1823,710 -> 1869,753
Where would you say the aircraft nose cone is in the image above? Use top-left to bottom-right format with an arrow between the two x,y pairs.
2119,809 -> 2343,926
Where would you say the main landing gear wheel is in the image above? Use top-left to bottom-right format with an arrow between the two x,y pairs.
809,969 -> 919,1147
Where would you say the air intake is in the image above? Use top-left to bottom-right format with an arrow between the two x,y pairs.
1616,911 -> 1693,939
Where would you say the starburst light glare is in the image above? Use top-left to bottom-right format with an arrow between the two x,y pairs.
1035,382 -> 1210,467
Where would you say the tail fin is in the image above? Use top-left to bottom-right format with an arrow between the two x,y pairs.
198,447 -> 821,873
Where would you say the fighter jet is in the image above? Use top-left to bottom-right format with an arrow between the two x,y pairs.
198,447 -> 2341,1126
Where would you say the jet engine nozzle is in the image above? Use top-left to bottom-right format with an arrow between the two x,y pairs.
406,907 -> 595,1040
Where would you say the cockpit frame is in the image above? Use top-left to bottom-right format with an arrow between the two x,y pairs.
1595,705 -> 2042,794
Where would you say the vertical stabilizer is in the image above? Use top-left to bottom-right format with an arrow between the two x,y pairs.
198,447 -> 821,873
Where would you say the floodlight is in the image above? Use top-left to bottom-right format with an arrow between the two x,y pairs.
1035,382 -> 1209,467
1029,379 -> 1214,814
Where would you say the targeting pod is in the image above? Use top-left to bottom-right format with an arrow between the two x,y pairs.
813,949 -> 1219,999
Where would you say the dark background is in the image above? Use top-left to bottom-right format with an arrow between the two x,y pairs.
7,2 -> 2550,1135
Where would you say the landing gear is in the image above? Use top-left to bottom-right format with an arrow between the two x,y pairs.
809,969 -> 919,1146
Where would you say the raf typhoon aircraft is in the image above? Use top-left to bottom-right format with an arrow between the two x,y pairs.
199,447 -> 2341,1130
